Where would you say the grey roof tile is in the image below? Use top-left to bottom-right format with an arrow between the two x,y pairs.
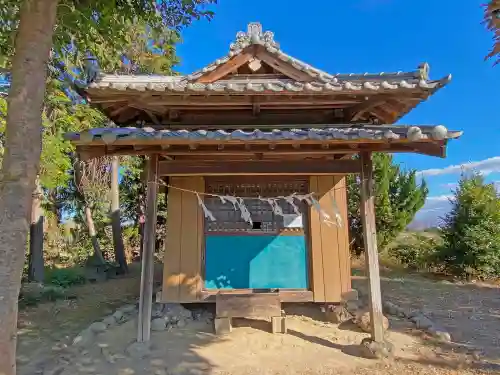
66,125 -> 462,145
88,76 -> 450,94
86,23 -> 451,95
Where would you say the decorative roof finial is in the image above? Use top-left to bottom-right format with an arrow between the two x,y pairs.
230,22 -> 279,51
417,62 -> 430,80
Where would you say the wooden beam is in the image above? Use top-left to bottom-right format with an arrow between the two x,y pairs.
370,107 -> 395,124
359,152 -> 385,343
195,48 -> 255,83
345,97 -> 390,122
155,109 -> 341,126
255,46 -> 314,82
93,92 -> 369,107
137,154 -> 159,343
110,104 -> 131,117
158,159 -> 361,176
76,141 -> 448,160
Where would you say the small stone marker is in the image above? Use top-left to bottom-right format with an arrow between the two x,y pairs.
355,311 -> 389,333
126,341 -> 150,360
89,322 -> 107,333
325,305 -> 352,324
360,337 -> 395,359
271,316 -> 287,334
151,318 -> 166,331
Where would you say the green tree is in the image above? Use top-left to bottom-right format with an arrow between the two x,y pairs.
436,172 -> 500,279
484,0 -> 499,65
0,1 -> 215,372
348,153 -> 428,254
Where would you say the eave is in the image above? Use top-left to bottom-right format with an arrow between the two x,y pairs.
81,22 -> 452,127
65,124 -> 462,161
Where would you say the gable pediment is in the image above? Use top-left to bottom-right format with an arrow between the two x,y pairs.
194,45 -> 315,83
190,23 -> 327,84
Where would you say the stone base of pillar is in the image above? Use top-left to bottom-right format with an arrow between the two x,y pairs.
359,337 -> 394,359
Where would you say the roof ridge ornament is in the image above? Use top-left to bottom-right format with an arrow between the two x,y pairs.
417,62 -> 430,80
230,22 -> 279,51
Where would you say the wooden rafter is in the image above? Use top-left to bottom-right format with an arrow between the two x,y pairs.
255,46 -> 314,82
344,96 -> 392,122
370,106 -> 396,124
195,47 -> 256,83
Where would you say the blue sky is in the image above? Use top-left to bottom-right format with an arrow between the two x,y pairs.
173,0 -> 499,227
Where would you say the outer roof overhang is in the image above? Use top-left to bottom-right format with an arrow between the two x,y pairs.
66,124 -> 462,160
80,23 -> 452,126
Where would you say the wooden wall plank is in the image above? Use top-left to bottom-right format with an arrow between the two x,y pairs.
309,175 -> 352,303
334,177 -> 351,295
162,177 -> 183,301
318,176 -> 342,303
178,177 -> 204,301
309,176 -> 325,302
196,177 -> 205,300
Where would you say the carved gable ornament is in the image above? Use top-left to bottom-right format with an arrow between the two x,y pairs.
230,22 -> 280,52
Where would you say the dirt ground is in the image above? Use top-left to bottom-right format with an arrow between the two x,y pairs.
16,262 -> 500,375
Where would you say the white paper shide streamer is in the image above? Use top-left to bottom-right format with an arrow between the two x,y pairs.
188,186 -> 342,228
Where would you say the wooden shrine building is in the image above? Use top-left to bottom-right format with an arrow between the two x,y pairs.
66,22 -> 461,346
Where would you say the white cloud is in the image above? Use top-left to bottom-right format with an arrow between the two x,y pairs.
440,182 -> 457,189
418,156 -> 500,177
420,194 -> 453,212
409,195 -> 453,229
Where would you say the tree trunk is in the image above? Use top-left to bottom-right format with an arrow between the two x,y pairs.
74,157 -> 105,264
110,156 -> 127,273
45,189 -> 60,249
84,205 -> 105,264
0,1 -> 59,373
28,176 -> 44,283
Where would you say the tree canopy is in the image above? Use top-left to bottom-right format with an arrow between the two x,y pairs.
347,153 -> 428,254
0,0 -> 215,72
0,2 -> 217,373
436,172 -> 500,278
484,0 -> 499,65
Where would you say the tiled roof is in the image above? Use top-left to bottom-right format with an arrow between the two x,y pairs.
89,76 -> 450,94
185,23 -> 434,83
66,125 -> 462,145
86,23 -> 451,95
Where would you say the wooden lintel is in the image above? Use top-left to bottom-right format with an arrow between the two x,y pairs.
76,141 -> 447,160
98,93 -> 365,107
158,159 -> 361,176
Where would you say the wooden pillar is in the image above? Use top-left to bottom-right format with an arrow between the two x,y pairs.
137,154 -> 159,342
360,152 -> 385,343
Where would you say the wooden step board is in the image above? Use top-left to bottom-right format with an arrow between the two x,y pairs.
214,292 -> 287,335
